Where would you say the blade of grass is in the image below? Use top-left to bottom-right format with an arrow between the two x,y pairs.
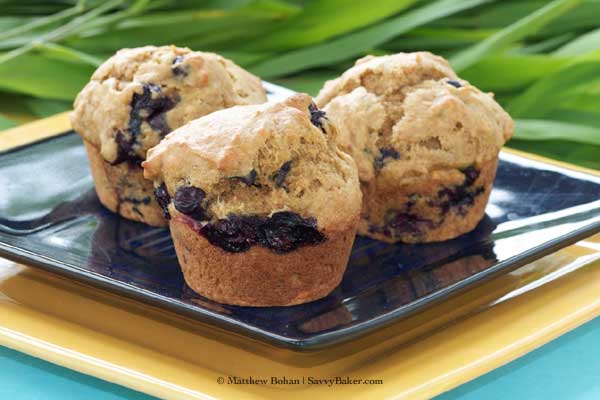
537,0 -> 600,36
0,16 -> 37,31
250,0 -> 493,78
67,7 -> 291,52
508,53 -> 600,117
450,0 -> 582,71
517,33 -> 575,54
71,21 -> 280,54
382,27 -> 494,52
245,0 -> 419,52
429,1 -> 548,29
460,54 -> 568,92
38,42 -> 102,66
0,1 -> 85,41
514,119 -> 600,146
24,97 -> 71,117
550,109 -> 600,128
0,0 -> 125,65
554,28 -> 600,56
0,52 -> 93,100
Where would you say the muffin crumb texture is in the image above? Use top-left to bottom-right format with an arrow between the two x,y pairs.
316,52 -> 514,242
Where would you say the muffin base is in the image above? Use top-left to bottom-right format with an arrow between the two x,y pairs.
83,140 -> 167,227
360,157 -> 498,243
170,216 -> 358,306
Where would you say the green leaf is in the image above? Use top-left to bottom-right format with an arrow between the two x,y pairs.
250,0 -> 492,78
0,2 -> 84,42
554,28 -> 600,56
24,97 -> 71,118
0,16 -> 37,31
245,0 -> 419,52
514,119 -> 600,146
0,52 -> 93,100
460,54 -> 568,93
431,1 -> 548,29
548,108 -> 600,128
450,0 -> 582,71
39,42 -> 102,67
66,8 -> 290,52
517,33 -> 575,54
507,53 -> 600,117
538,0 -> 600,36
383,27 -> 494,52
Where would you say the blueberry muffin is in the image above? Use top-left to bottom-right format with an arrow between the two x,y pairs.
316,52 -> 513,243
71,45 -> 267,226
143,94 -> 362,306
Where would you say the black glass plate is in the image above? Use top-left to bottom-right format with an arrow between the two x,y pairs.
1,85 -> 600,350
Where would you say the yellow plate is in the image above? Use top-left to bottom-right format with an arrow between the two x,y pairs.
1,116 -> 600,400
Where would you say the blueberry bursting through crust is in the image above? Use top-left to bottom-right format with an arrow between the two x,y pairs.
158,184 -> 326,253
113,83 -> 177,165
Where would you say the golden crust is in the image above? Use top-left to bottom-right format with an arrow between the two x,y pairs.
84,140 -> 167,227
143,94 -> 362,229
170,216 -> 358,306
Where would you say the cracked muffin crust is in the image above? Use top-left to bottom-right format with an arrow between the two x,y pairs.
143,94 -> 361,306
71,45 -> 267,226
316,52 -> 514,243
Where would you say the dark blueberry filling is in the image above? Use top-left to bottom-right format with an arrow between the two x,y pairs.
114,83 -> 177,165
174,185 -> 209,221
201,215 -> 263,252
172,55 -> 187,77
154,183 -> 171,219
112,130 -> 143,165
121,196 -> 151,205
129,83 -> 177,137
374,147 -> 400,170
271,161 -> 292,190
308,103 -> 327,132
260,212 -> 325,253
438,166 -> 483,215
446,80 -> 462,88
373,212 -> 434,237
373,166 -> 484,238
121,196 -> 151,218
231,169 -> 259,187
200,211 -> 326,253
461,165 -> 479,186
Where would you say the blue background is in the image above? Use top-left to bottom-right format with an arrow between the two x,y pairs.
2,316 -> 600,399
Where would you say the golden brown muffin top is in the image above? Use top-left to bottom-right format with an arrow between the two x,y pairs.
143,94 -> 362,229
316,52 -> 514,184
71,45 -> 267,164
